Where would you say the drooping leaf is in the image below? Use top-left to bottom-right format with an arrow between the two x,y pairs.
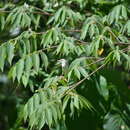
40,52 -> 48,70
96,75 -> 109,101
6,43 -> 14,65
0,45 -> 6,71
16,59 -> 24,82
32,53 -> 40,72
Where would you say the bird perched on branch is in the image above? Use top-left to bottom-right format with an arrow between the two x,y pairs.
57,59 -> 68,76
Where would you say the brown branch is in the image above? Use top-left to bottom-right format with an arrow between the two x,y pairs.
74,37 -> 88,44
115,42 -> 130,45
63,29 -> 81,32
32,6 -> 53,16
34,30 -> 88,45
0,7 -> 52,16
0,10 -> 52,16
32,11 -> 52,16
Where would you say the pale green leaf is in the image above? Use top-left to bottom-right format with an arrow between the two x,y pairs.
6,43 -> 14,65
16,59 -> 24,82
32,53 -> 40,72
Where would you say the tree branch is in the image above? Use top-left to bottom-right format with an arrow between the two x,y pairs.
62,63 -> 106,97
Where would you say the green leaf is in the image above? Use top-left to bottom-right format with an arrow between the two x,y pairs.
122,5 -> 127,20
51,105 -> 58,123
6,43 -> 14,65
62,96 -> 70,112
8,66 -> 16,81
0,45 -> 6,71
79,95 -> 92,110
74,67 -> 81,79
79,67 -> 88,78
22,74 -> 29,87
74,95 -> 79,109
16,59 -> 24,82
32,53 -> 40,72
25,39 -> 31,53
29,112 -> 37,130
40,52 -> 48,70
97,76 -> 109,101
27,98 -> 34,117
25,56 -> 33,72
23,104 -> 28,122
37,111 -> 45,130
103,113 -> 129,130
46,107 -> 52,127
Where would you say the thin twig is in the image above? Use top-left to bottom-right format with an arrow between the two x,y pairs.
0,10 -> 11,13
32,11 -> 52,16
32,6 -> 53,16
86,57 -> 105,67
63,46 -> 130,95
63,29 -> 81,32
115,42 -> 130,45
73,37 -> 88,44
121,46 -> 130,53
34,30 -> 88,45
34,31 -> 46,35
0,7 -> 52,16
62,63 -> 106,97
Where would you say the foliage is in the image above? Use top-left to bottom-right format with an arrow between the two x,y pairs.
0,0 -> 130,130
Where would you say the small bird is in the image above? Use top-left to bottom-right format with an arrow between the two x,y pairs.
10,27 -> 21,36
57,59 -> 68,76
